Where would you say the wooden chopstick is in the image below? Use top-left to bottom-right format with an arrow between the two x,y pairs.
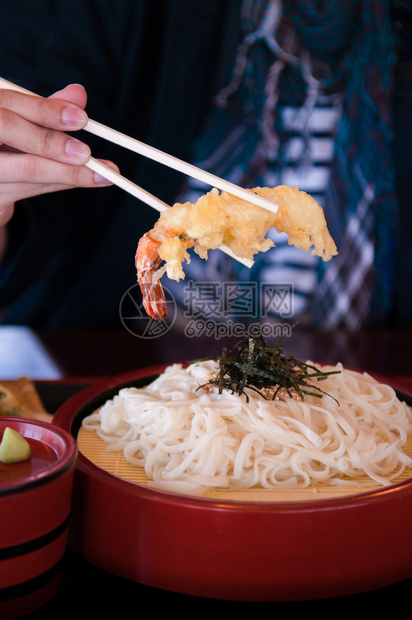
0,77 -> 279,216
85,118 -> 280,215
0,77 -> 257,267
0,79 -> 172,212
86,158 -> 254,268
86,157 -> 168,212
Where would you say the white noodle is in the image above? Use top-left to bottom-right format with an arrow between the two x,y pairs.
82,360 -> 412,492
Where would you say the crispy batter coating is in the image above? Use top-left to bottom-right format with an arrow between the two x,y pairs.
149,185 -> 338,281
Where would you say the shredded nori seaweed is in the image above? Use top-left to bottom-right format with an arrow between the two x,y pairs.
199,333 -> 340,403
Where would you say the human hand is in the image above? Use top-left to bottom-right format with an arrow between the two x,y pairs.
0,83 -> 118,225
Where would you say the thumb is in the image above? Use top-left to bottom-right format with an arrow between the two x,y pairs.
49,84 -> 88,110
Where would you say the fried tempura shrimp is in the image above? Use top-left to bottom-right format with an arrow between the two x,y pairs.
135,184 -> 337,319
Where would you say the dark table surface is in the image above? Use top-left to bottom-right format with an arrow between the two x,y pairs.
36,326 -> 412,381
6,327 -> 412,618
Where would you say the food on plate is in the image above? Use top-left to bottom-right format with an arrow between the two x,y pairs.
204,332 -> 341,402
82,337 -> 412,494
0,427 -> 31,464
135,185 -> 338,319
0,385 -> 23,417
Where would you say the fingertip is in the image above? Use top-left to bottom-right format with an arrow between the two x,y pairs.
64,138 -> 91,161
61,106 -> 88,128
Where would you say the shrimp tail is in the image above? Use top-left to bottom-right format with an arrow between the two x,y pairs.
138,265 -> 168,321
135,233 -> 168,320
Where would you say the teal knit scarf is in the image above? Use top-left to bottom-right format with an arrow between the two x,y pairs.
184,0 -> 398,328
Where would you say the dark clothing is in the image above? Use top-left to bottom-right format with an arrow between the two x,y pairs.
0,0 -> 238,327
391,0 -> 412,326
0,0 -> 410,329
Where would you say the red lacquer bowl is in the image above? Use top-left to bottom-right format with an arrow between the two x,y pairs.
53,366 -> 412,602
0,417 -> 77,619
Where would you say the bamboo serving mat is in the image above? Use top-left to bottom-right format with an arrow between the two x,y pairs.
0,377 -> 51,422
77,426 -> 412,502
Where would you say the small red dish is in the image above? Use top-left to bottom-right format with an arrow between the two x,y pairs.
53,367 -> 412,602
0,417 -> 77,619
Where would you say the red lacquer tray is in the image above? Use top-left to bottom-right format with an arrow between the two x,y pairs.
0,417 -> 77,618
53,366 -> 412,602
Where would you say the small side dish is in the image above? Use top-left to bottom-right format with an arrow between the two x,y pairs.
0,417 -> 77,617
0,385 -> 23,417
0,427 -> 31,464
